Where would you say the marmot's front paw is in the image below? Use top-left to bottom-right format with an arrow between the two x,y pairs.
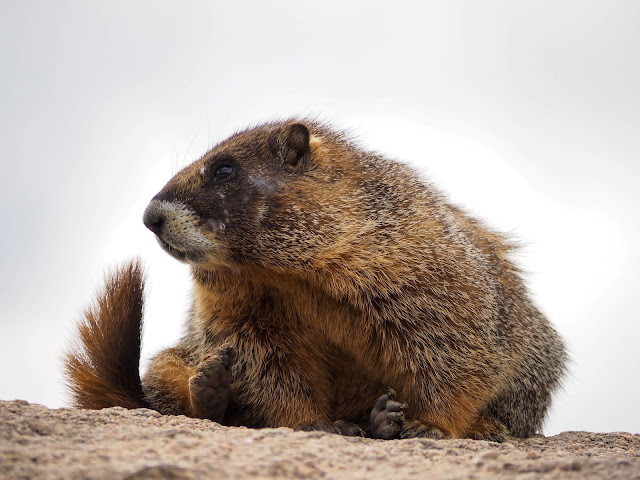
370,388 -> 406,439
189,344 -> 235,422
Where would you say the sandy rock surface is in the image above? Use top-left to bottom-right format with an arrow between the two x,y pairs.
1,400 -> 638,479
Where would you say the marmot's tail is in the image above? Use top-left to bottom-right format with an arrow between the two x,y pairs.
64,259 -> 149,409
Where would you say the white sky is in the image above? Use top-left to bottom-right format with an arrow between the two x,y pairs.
0,1 -> 638,436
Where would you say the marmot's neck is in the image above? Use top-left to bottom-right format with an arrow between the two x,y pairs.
189,258 -> 412,319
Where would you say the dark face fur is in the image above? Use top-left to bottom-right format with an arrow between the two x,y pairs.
142,122 -> 315,270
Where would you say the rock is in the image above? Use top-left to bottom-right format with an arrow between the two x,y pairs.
1,400 -> 638,479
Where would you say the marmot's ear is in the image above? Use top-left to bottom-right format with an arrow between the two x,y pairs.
280,123 -> 310,167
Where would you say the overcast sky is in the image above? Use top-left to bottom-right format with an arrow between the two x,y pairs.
1,1 -> 638,436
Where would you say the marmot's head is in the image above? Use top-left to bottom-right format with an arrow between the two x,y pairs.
142,120 -> 370,273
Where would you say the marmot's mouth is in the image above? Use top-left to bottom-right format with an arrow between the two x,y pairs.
154,233 -> 213,265
156,235 -> 189,262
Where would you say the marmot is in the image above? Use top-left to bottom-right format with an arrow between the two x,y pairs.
65,119 -> 566,440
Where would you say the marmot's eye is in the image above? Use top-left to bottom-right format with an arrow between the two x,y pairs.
212,164 -> 235,183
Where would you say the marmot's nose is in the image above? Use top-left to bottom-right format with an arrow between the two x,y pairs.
143,201 -> 166,235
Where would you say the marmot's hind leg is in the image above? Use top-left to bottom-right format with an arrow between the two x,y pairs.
143,343 -> 235,423
463,415 -> 512,442
399,421 -> 452,440
370,390 -> 511,442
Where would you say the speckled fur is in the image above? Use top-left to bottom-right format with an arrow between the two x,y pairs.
66,119 -> 566,439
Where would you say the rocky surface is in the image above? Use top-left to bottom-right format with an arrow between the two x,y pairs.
1,400 -> 638,479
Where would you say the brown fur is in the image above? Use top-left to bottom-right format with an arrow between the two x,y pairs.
65,119 -> 567,439
64,260 -> 146,409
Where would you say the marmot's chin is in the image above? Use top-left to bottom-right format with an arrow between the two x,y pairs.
156,237 -> 189,262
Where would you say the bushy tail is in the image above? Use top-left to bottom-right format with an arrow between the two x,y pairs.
64,259 -> 149,409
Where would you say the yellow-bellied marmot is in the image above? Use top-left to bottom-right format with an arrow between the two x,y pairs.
65,119 -> 566,440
